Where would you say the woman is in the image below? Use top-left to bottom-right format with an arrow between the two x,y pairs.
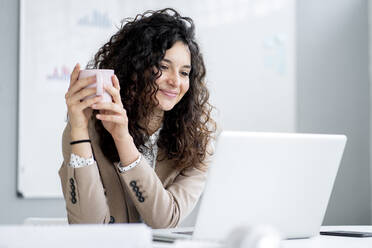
59,8 -> 216,228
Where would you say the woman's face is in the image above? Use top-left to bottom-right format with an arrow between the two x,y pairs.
155,41 -> 191,111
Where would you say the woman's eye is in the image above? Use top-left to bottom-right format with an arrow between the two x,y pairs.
181,71 -> 189,77
160,65 -> 168,70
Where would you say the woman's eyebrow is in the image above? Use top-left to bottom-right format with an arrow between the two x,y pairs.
163,58 -> 191,69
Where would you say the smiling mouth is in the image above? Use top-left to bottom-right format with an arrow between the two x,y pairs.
160,89 -> 178,98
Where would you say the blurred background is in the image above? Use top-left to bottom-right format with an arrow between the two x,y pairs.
0,0 -> 370,226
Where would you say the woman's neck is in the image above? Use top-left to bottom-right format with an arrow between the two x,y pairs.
147,108 -> 164,136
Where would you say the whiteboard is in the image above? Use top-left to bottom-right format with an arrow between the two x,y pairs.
18,0 -> 295,198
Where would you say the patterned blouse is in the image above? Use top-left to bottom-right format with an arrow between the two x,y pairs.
141,126 -> 162,169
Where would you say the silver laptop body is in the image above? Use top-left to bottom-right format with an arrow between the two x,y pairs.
153,131 -> 347,242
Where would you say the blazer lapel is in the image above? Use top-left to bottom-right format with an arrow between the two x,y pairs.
155,149 -> 178,186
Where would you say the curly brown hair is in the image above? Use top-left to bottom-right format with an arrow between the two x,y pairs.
87,8 -> 216,170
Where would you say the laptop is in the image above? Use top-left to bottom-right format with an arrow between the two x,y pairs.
153,131 -> 347,242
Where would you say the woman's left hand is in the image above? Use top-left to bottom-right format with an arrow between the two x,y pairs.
92,75 -> 130,142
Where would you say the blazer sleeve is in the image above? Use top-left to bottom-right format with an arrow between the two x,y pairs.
115,160 -> 208,229
58,123 -> 111,224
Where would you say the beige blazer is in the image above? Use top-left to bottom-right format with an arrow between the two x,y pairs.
59,121 -> 209,228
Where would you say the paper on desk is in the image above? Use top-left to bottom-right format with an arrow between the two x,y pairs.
0,224 -> 152,248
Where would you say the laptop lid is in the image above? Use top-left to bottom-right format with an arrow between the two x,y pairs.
193,131 -> 347,241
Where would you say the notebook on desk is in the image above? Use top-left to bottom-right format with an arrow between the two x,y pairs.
153,131 -> 347,242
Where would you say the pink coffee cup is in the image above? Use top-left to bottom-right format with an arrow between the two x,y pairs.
78,69 -> 114,103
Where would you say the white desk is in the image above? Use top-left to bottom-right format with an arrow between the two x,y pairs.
281,226 -> 372,248
2,224 -> 370,247
153,226 -> 372,248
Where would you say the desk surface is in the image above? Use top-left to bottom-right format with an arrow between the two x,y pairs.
282,226 -> 372,248
153,226 -> 372,248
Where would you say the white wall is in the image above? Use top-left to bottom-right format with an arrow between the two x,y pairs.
369,0 -> 372,224
297,0 -> 371,224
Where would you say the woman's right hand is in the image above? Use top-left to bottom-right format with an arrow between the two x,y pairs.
65,63 -> 102,132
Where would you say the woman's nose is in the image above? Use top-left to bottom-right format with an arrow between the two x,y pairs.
167,71 -> 181,87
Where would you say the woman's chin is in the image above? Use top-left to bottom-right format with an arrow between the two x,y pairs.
158,103 -> 175,111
